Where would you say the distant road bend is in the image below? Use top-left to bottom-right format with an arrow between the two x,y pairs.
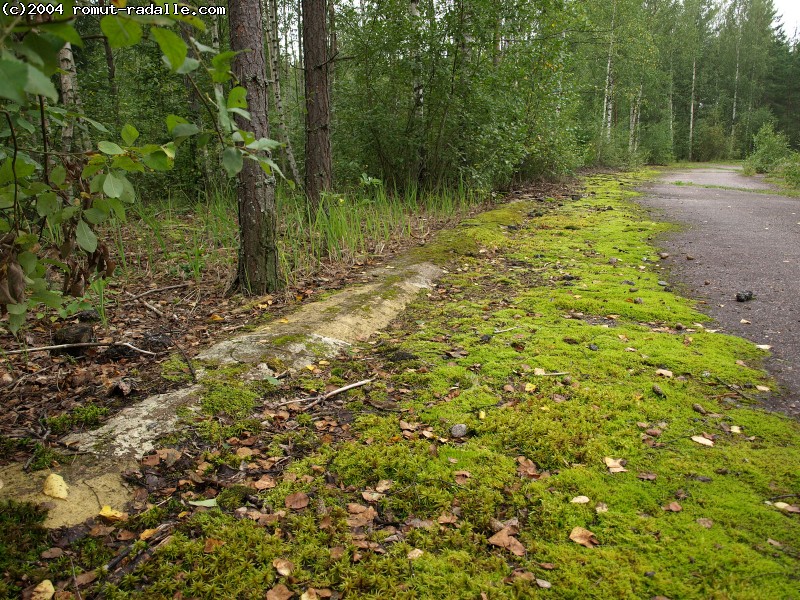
636,164 -> 800,417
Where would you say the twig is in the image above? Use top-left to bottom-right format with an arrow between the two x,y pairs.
769,493 -> 800,501
493,327 -> 519,334
4,342 -> 158,356
713,376 -> 757,402
166,333 -> 197,383
272,378 -> 374,410
533,371 -> 569,377
125,291 -> 165,317
125,283 -> 191,302
68,555 -> 84,600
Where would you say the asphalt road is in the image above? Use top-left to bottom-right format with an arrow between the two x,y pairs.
637,165 -> 800,417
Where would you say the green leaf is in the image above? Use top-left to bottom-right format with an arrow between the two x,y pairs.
150,27 -> 188,72
228,86 -> 248,109
211,51 -> 238,83
50,165 -> 66,186
83,117 -> 110,133
98,141 -> 125,155
259,157 -> 284,179
222,147 -> 244,177
142,150 -> 172,171
76,219 -> 98,253
103,171 -> 124,198
176,57 -> 200,74
120,124 -> 139,145
36,192 -> 59,217
40,22 -> 83,46
0,58 -> 29,103
82,207 -> 109,225
18,251 -> 37,275
172,123 -> 200,138
24,65 -> 58,100
111,155 -> 145,173
214,88 -> 232,133
118,177 -> 136,203
101,16 -> 143,48
188,498 -> 218,507
166,114 -> 188,134
246,138 -> 282,152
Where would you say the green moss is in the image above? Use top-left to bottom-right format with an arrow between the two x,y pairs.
45,404 -> 109,434
160,354 -> 194,383
88,171 -> 800,599
0,501 -> 49,598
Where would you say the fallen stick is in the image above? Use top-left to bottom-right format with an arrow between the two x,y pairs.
273,378 -> 374,410
4,341 -> 158,356
125,283 -> 191,302
124,291 -> 165,317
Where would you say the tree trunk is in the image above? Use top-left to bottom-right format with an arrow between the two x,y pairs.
229,0 -> 281,294
689,57 -> 696,161
266,0 -> 302,186
58,42 -> 83,153
302,0 -> 332,216
601,0 -> 617,143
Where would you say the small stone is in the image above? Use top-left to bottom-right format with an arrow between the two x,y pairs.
450,424 -> 468,438
735,290 -> 754,302
658,253 -> 670,259
675,323 -> 685,330
657,281 -> 668,287
629,287 -> 639,292
686,255 -> 695,260
692,403 -> 708,415
652,384 -> 666,398
588,344 -> 599,351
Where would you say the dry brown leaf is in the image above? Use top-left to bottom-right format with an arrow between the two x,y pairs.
267,584 -> 294,600
156,447 -> 182,466
603,457 -> 627,473
696,518 -> 713,528
438,513 -> 458,524
300,589 -> 318,600
516,456 -> 539,478
637,472 -> 657,481
767,538 -> 782,547
454,470 -> 471,484
330,546 -> 346,560
346,504 -> 377,527
361,491 -> 384,502
203,538 -> 225,553
663,502 -> 682,512
407,548 -> 424,560
773,502 -> 800,513
42,474 -> 69,500
254,475 -> 277,490
569,526 -> 599,548
595,503 -> 609,514
40,548 -> 64,560
285,492 -> 310,510
273,558 -> 295,576
570,496 -> 590,504
487,527 -> 526,556
375,479 -> 393,493
536,579 -> 552,589
74,571 -> 97,587
656,369 -> 673,378
691,435 -> 714,447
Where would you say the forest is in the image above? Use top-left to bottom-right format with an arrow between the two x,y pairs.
1,0 -> 799,327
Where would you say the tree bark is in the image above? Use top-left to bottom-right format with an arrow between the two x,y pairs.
689,57 -> 696,161
229,0 -> 281,294
58,42 -> 84,153
302,0 -> 332,217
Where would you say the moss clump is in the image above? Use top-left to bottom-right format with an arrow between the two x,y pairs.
92,172 -> 800,600
160,354 -> 194,383
45,404 -> 109,434
0,501 -> 49,597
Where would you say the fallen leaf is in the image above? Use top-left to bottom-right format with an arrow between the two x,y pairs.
273,558 -> 295,576
570,496 -> 590,504
595,503 -> 609,514
42,474 -> 69,500
756,344 -> 772,350
656,369 -> 673,378
361,491 -> 384,502
730,425 -> 742,434
773,502 -> 800,513
691,436 -> 714,447
267,584 -> 294,600
375,479 -> 393,493
203,538 -> 225,553
516,456 -> 539,478
536,579 -> 552,589
569,526 -> 599,548
188,498 -> 218,508
330,546 -> 346,560
637,473 -> 657,481
604,457 -> 627,473
40,548 -> 64,559
300,589 -> 318,600
254,475 -> 277,490
74,571 -> 97,586
285,492 -> 310,510
696,518 -> 713,528
487,527 -> 526,556
454,470 -> 471,484
139,528 -> 158,540
539,562 -> 556,570
767,538 -> 782,547
740,319 -> 751,324
98,505 -> 128,522
755,385 -> 770,392
407,548 -> 424,560
663,502 -> 682,512
438,513 -> 458,524
30,580 -> 55,600
156,447 -> 182,467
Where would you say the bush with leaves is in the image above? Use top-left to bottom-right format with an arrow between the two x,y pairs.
745,123 -> 790,174
0,10 -> 280,334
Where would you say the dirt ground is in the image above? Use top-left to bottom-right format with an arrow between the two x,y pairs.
637,165 -> 800,417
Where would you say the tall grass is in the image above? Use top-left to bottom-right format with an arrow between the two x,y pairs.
114,180 -> 482,291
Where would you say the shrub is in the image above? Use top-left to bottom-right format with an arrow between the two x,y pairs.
746,123 -> 790,173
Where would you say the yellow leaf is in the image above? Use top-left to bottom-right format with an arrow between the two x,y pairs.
139,528 -> 158,540
603,457 -> 627,473
99,505 -> 128,522
691,435 -> 714,447
569,526 -> 599,548
42,473 -> 69,500
30,580 -> 55,600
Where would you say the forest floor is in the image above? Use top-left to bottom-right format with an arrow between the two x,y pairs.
3,170 -> 800,599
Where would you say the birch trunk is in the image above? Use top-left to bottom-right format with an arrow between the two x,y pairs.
689,58 -> 696,161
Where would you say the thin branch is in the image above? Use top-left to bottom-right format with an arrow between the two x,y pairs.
124,283 -> 191,302
4,341 -> 158,356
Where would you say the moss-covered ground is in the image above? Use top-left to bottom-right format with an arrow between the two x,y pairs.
7,172 -> 799,599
